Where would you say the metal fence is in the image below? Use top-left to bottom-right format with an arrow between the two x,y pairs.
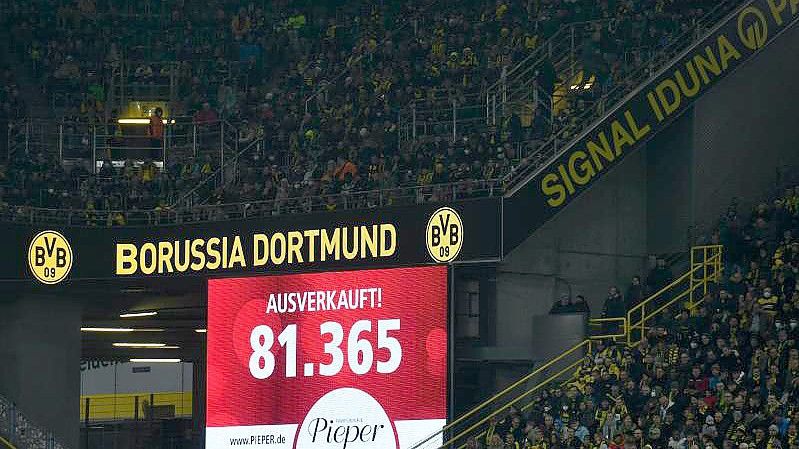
0,394 -> 66,449
8,118 -> 239,169
2,0 -> 746,228
0,180 -> 501,227
81,393 -> 191,424
80,420 -> 195,449
501,0 -> 741,192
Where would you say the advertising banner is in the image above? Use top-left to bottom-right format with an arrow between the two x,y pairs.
206,266 -> 448,449
0,199 -> 500,284
504,0 -> 799,251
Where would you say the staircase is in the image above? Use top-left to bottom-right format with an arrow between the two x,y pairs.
397,18 -> 610,147
484,19 -> 617,134
502,0 -> 799,253
397,0 -> 765,156
6,120 -> 62,160
169,134 -> 263,210
410,245 -> 722,449
0,393 -> 66,449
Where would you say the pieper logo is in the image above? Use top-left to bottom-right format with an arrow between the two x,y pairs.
28,230 -> 73,284
294,388 -> 397,449
737,5 -> 768,50
425,207 -> 463,263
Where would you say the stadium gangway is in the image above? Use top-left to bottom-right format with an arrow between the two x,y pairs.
408,245 -> 722,449
0,394 -> 65,449
484,18 -> 615,126
7,117 -> 240,169
0,179 -> 503,227
169,132 -> 265,210
501,0 -> 740,192
395,18 -> 613,148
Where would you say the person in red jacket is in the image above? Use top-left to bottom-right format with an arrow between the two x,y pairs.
148,107 -> 164,139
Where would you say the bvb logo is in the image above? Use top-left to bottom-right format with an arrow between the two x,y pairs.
28,230 -> 73,284
737,5 -> 768,50
425,207 -> 463,263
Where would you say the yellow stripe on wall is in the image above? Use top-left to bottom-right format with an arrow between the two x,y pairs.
80,391 -> 192,421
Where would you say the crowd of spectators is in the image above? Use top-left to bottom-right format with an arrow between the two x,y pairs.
0,31 -> 26,168
0,0 -> 736,219
204,0 -> 726,207
0,68 -> 25,122
479,186 -> 799,449
0,150 -> 221,225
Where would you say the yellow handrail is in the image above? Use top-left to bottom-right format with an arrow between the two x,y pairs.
442,341 -> 592,449
626,245 -> 722,346
625,268 -> 696,346
410,340 -> 591,449
456,357 -> 587,449
0,435 -> 16,449
411,245 -> 723,449
588,317 -> 627,340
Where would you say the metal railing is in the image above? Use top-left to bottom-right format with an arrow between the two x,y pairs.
410,340 -> 594,449
626,245 -> 723,347
0,179 -> 501,227
80,392 -> 191,424
587,317 -> 627,341
6,120 -> 64,160
396,19 -> 611,147
398,0 -> 734,150
2,0 -> 745,226
502,0 -> 740,193
0,394 -> 66,449
10,117 -> 237,165
397,93 -> 487,144
81,424 -> 194,449
409,245 -> 722,449
485,19 -> 613,126
170,134 -> 262,209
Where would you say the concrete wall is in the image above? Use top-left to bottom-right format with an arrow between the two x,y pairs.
691,21 -> 799,229
494,19 -> 799,361
645,111 -> 694,254
0,295 -> 81,449
498,149 -> 649,328
192,359 -> 206,448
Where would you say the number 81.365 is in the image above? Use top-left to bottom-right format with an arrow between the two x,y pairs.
249,319 -> 402,379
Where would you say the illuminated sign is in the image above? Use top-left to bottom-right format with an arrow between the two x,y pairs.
1,199 -> 500,282
505,0 -> 799,251
206,266 -> 448,449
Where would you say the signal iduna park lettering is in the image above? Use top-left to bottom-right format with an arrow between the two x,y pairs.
206,266 -> 448,449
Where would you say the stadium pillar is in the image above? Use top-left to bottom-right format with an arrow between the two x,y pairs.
192,355 -> 206,448
0,294 -> 81,449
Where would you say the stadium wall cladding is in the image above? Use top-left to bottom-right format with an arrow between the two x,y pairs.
5,0 -> 799,286
504,0 -> 799,251
1,199 -> 501,284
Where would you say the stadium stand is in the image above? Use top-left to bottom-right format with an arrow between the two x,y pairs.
0,3 -> 798,449
0,0 -> 740,225
443,183 -> 799,449
0,393 -> 66,449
